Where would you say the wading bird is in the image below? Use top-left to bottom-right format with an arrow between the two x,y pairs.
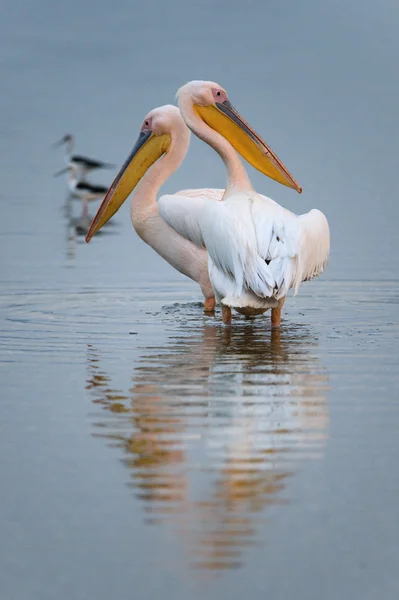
86,106 -> 219,312
55,165 -> 109,201
86,82 -> 329,326
54,134 -> 115,178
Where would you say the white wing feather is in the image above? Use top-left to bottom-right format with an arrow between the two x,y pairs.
201,196 -> 276,297
251,195 -> 330,298
159,187 -> 329,309
158,191 -> 220,248
159,189 -> 224,247
203,192 -> 330,306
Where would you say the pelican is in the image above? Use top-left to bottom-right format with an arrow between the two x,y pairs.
167,82 -> 330,325
54,134 -> 115,178
86,105 -> 219,312
86,82 -> 329,326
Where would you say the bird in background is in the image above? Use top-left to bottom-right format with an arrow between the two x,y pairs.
54,164 -> 109,201
54,134 -> 115,179
85,80 -> 329,327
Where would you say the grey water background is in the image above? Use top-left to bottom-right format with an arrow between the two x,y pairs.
1,0 -> 399,598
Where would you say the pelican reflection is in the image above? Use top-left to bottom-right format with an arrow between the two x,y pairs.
87,322 -> 329,571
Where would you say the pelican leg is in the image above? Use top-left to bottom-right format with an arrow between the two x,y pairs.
221,305 -> 232,325
271,297 -> 286,328
203,297 -> 216,313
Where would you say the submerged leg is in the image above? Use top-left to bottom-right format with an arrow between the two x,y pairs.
221,305 -> 232,325
203,297 -> 216,313
271,297 -> 286,329
270,326 -> 281,347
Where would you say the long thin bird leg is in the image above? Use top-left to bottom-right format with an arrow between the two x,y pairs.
203,297 -> 216,313
271,297 -> 286,329
221,305 -> 232,325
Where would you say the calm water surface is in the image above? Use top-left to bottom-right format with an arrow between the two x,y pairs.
1,1 -> 399,598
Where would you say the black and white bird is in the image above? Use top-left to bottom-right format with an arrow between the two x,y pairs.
54,134 -> 115,178
55,165 -> 109,201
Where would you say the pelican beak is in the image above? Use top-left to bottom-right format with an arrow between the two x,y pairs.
195,101 -> 302,193
85,131 -> 171,242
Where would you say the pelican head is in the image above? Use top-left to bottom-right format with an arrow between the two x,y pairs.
86,105 -> 185,242
177,80 -> 302,193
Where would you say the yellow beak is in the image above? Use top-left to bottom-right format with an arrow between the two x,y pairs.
195,101 -> 302,193
85,131 -> 171,242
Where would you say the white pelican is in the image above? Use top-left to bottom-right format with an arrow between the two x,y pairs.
86,105 -> 219,312
162,81 -> 330,326
54,134 -> 115,178
86,84 -> 329,326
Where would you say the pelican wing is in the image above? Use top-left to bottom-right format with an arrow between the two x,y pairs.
201,193 -> 330,303
296,209 -> 330,285
160,189 -> 329,304
158,193 -> 211,248
159,188 -> 223,248
250,197 -> 330,297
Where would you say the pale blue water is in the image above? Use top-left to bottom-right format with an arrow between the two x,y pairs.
1,1 -> 399,598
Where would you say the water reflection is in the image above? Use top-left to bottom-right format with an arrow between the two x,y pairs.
63,194 -> 118,260
86,322 -> 329,571
64,195 -> 92,236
